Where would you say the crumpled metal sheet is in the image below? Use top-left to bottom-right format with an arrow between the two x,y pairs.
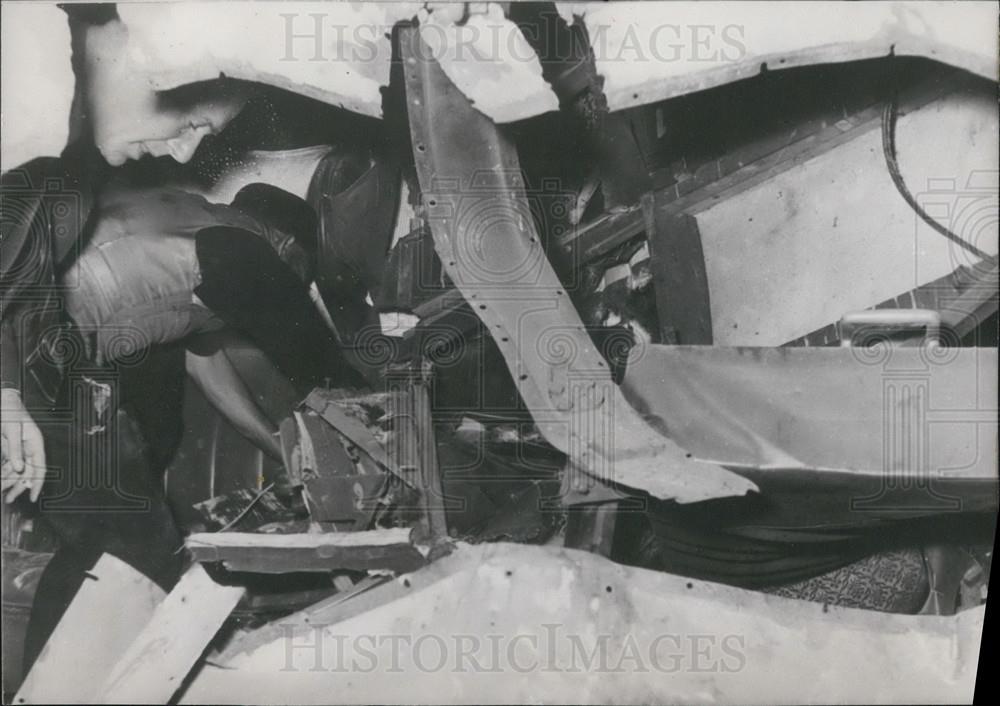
419,4 -> 558,123
621,344 -> 998,481
117,1 -> 422,118
403,26 -> 756,505
180,542 -> 983,704
3,1 -> 996,171
119,1 -> 997,124
118,1 -> 557,124
562,1 -> 998,114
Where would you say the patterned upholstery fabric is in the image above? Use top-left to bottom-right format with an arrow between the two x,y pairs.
764,549 -> 928,613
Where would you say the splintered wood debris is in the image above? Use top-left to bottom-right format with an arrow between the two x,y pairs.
185,527 -> 426,574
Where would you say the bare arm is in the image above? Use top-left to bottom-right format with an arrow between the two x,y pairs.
185,332 -> 283,460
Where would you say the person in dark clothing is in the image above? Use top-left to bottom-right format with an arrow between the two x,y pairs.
2,151 -> 354,668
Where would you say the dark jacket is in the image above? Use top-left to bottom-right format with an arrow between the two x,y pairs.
1,141 -> 105,403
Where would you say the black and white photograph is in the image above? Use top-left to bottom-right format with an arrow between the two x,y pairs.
1,0 -> 997,703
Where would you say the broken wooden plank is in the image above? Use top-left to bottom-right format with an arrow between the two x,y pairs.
303,389 -> 394,473
96,563 -> 244,705
556,205 -> 646,267
382,369 -> 461,541
185,528 -> 425,574
409,363 -> 449,542
14,555 -> 165,705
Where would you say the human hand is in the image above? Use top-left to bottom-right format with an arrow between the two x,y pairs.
1,388 -> 46,503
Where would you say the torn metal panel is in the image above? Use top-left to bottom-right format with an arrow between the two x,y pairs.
185,528 -> 426,574
120,1 -> 998,123
116,0 -> 560,125
622,344 -> 998,488
116,2 -> 420,118
563,1 -> 998,115
402,26 -> 755,504
5,2 -> 998,172
180,543 -> 983,704
419,4 -> 558,123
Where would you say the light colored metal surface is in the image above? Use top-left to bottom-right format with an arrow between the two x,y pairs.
122,1 -> 997,123
402,26 -> 755,504
691,87 -> 998,346
4,2 -> 997,170
567,1 -> 998,114
622,344 -> 998,483
117,2 -> 421,118
179,542 -> 984,704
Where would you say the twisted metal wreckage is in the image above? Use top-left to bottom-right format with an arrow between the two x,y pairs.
4,2 -> 999,703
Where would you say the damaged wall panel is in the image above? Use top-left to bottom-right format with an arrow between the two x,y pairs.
116,2 -> 421,118
622,344 -> 998,509
4,1 -> 999,170
179,542 -> 983,704
419,4 -> 558,123
690,86 -> 998,346
564,1 -> 998,115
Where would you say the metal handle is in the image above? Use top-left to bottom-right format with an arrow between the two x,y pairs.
839,309 -> 941,348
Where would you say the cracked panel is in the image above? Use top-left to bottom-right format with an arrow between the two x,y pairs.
117,2 -> 422,118
561,1 -> 998,114
419,3 -> 558,123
